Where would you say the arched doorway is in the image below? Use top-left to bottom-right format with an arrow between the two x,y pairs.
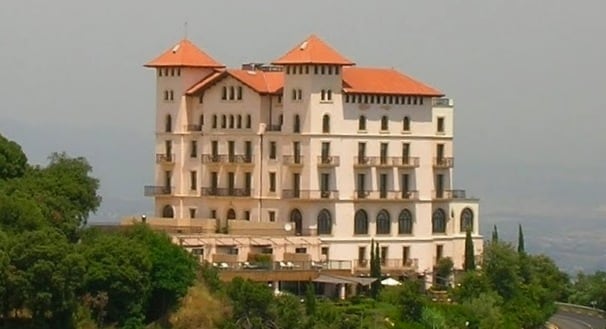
227,208 -> 236,220
290,209 -> 303,236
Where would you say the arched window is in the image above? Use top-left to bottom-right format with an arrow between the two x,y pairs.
358,115 -> 366,131
294,114 -> 301,133
165,114 -> 172,132
221,86 -> 227,100
221,115 -> 227,128
237,115 -> 242,128
246,115 -> 252,129
290,209 -> 303,236
227,208 -> 236,220
212,115 -> 217,129
381,116 -> 389,131
322,114 -> 330,133
354,209 -> 368,235
376,210 -> 391,235
432,208 -> 446,233
229,115 -> 234,129
403,116 -> 410,131
398,209 -> 413,235
460,208 -> 474,232
327,89 -> 332,101
162,205 -> 174,218
317,209 -> 332,235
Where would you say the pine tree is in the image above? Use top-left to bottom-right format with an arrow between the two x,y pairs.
517,224 -> 525,254
492,224 -> 499,243
464,228 -> 475,271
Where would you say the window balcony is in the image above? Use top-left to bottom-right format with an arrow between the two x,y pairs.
433,157 -> 454,168
281,189 -> 339,200
265,124 -> 282,132
433,189 -> 467,200
144,185 -> 172,196
353,190 -> 419,200
393,156 -> 420,168
201,187 -> 252,197
354,258 -> 418,273
184,124 -> 202,132
354,156 -> 375,167
201,154 -> 254,165
282,155 -> 304,166
317,155 -> 340,167
156,154 -> 175,165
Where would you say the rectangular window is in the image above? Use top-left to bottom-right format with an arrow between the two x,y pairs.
228,172 -> 235,194
211,140 -> 218,158
358,142 -> 366,163
321,247 -> 329,260
436,245 -> 444,263
295,247 -> 307,254
190,171 -> 197,191
244,141 -> 252,162
243,210 -> 250,220
436,174 -> 444,198
245,172 -> 252,195
402,174 -> 410,193
164,170 -> 171,190
380,173 -> 388,198
228,141 -> 235,162
437,117 -> 445,133
189,208 -> 196,218
190,140 -> 197,158
437,144 -> 445,161
381,246 -> 388,265
269,172 -> 276,192
210,209 -> 217,219
210,172 -> 218,189
321,173 -> 330,195
293,173 -> 300,197
269,141 -> 277,159
402,143 -> 410,161
321,142 -> 330,161
403,246 -> 410,264
212,115 -> 217,128
269,211 -> 276,222
293,142 -> 301,163
357,173 -> 366,197
380,143 -> 388,165
165,140 -> 172,158
358,246 -> 367,266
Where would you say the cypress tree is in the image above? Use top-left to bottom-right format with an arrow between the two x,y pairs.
370,240 -> 382,298
491,224 -> 499,243
464,228 -> 475,271
517,224 -> 525,254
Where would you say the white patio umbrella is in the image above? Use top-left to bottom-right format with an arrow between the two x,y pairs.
381,277 -> 402,286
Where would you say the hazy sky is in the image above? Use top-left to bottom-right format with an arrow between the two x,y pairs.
1,0 -> 605,224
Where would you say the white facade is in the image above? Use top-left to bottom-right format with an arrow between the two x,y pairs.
145,37 -> 482,275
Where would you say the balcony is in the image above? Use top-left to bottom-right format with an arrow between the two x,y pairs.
201,187 -> 252,197
354,258 -> 418,274
201,154 -> 254,165
317,155 -> 340,167
354,156 -> 375,167
144,185 -> 172,196
393,156 -> 420,168
265,124 -> 282,132
354,190 -> 419,200
184,124 -> 202,132
282,189 -> 339,200
433,189 -> 467,200
282,155 -> 304,166
156,153 -> 175,165
433,157 -> 454,168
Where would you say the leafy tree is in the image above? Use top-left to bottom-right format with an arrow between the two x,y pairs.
124,224 -> 198,321
517,224 -> 525,254
421,307 -> 446,329
452,271 -> 490,302
8,229 -> 85,328
464,229 -> 475,272
0,194 -> 46,232
225,278 -> 277,329
462,293 -> 505,329
569,271 -> 606,309
80,232 -> 152,326
0,134 -> 27,180
169,281 -> 230,329
482,242 -> 521,301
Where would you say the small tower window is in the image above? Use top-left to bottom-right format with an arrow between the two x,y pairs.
165,114 -> 172,133
212,115 -> 217,129
297,89 -> 302,100
335,66 -> 340,74
294,114 -> 301,133
237,115 -> 242,129
403,116 -> 411,132
169,90 -> 174,101
163,90 -> 169,101
321,90 -> 326,101
358,116 -> 366,131
229,86 -> 235,100
292,89 -> 297,100
327,90 -> 332,101
221,115 -> 227,129
221,87 -> 227,100
322,114 -> 330,133
237,86 -> 243,100
246,115 -> 252,129
381,116 -> 389,131
229,115 -> 234,129
158,69 -> 162,77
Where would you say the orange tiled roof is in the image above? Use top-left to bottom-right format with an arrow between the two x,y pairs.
186,69 -> 284,95
272,35 -> 354,65
342,67 -> 443,96
145,39 -> 225,68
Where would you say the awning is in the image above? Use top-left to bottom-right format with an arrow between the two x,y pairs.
313,274 -> 377,286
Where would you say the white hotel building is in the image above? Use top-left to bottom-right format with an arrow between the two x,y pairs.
141,35 -> 482,281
